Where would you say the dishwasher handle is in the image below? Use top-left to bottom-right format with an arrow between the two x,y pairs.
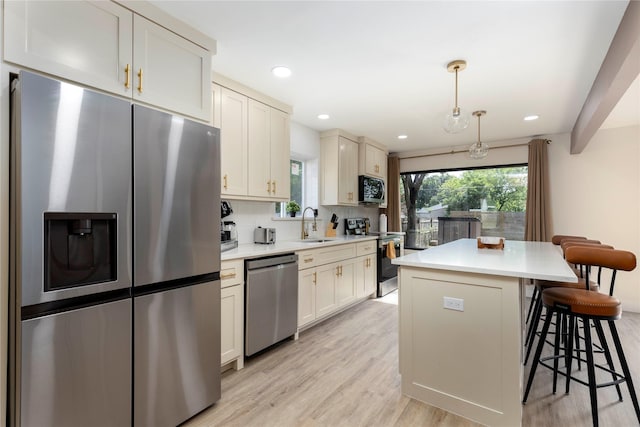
245,253 -> 298,270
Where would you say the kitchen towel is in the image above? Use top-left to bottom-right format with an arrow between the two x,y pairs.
386,242 -> 396,259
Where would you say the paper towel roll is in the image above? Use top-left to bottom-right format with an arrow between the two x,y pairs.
379,214 -> 387,233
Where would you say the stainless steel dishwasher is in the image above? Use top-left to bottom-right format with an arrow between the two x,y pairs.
245,253 -> 298,356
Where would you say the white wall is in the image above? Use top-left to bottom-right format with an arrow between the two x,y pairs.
398,127 -> 640,313
225,121 -> 381,244
548,126 -> 640,313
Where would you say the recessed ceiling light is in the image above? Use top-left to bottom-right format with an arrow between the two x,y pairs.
524,115 -> 539,121
317,114 -> 330,120
271,66 -> 291,78
397,135 -> 408,140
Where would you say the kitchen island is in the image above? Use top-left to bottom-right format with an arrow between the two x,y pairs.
392,238 -> 577,426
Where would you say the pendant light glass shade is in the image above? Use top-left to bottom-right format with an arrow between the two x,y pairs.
468,110 -> 489,159
443,107 -> 471,134
443,60 -> 470,134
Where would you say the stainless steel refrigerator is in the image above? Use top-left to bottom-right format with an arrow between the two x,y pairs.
9,70 -> 221,427
132,104 -> 221,427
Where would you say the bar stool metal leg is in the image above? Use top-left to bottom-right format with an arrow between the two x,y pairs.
583,315 -> 599,427
526,285 -> 539,324
523,306 -> 554,404
593,320 -> 623,401
608,320 -> 640,423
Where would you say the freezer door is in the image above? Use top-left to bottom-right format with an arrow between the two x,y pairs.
20,299 -> 131,427
133,105 -> 220,286
134,281 -> 221,427
14,71 -> 132,306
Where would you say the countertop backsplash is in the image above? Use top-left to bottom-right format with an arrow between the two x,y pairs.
225,200 -> 381,244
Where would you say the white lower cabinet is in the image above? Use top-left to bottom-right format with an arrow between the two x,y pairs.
336,259 -> 356,307
315,263 -> 339,319
297,240 -> 376,329
298,269 -> 317,327
220,260 -> 244,370
356,255 -> 377,298
355,240 -> 377,298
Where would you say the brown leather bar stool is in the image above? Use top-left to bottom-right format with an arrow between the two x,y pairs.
525,235 -> 587,325
523,246 -> 640,427
524,240 -> 608,365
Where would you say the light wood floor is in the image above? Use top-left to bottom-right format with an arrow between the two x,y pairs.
185,293 -> 640,427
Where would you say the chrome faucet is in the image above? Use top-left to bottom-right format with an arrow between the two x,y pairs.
301,207 -> 318,239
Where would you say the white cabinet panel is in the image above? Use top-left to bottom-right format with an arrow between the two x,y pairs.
356,255 -> 376,298
216,86 -> 248,196
247,99 -> 271,198
320,132 -> 358,206
221,284 -> 244,368
4,1 -> 212,121
298,269 -> 316,328
337,137 -> 359,205
336,260 -> 356,307
315,263 -> 338,318
4,0 -> 132,95
269,108 -> 291,200
364,144 -> 387,178
247,99 -> 290,200
133,15 -> 211,121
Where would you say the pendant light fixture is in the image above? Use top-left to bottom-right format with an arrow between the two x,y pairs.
443,60 -> 470,133
469,110 -> 489,159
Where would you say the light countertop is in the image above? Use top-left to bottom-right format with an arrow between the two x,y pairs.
392,238 -> 577,282
221,235 -> 378,261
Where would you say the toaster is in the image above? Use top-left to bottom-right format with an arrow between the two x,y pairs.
254,227 -> 276,244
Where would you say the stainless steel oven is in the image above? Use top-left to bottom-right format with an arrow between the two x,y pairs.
377,235 -> 404,297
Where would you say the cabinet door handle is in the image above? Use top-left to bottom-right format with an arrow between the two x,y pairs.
124,64 -> 131,89
272,181 -> 276,194
336,266 -> 340,277
137,68 -> 143,93
220,272 -> 236,279
313,272 -> 317,285
304,257 -> 314,263
223,174 -> 228,190
267,181 -> 271,194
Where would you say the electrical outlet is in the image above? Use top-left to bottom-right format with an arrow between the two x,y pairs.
443,296 -> 464,312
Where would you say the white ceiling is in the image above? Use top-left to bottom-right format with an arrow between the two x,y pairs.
150,1 -> 635,154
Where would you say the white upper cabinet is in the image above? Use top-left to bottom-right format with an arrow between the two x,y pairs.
320,130 -> 359,206
247,99 -> 290,201
213,75 -> 292,202
358,137 -> 388,179
4,1 -> 133,96
132,14 -> 211,121
269,107 -> 291,200
4,0 -> 213,122
213,84 -> 248,197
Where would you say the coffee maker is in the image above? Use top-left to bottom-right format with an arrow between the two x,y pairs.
221,200 -> 238,251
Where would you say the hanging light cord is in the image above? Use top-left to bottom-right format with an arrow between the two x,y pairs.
476,112 -> 481,147
453,66 -> 460,115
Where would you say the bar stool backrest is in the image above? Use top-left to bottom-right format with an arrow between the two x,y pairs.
561,242 -> 614,281
552,235 -> 587,245
560,240 -> 605,253
564,246 -> 636,296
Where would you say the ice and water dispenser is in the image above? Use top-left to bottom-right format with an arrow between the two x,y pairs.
44,212 -> 118,291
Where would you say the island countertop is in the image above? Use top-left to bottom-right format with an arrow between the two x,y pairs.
392,238 -> 577,283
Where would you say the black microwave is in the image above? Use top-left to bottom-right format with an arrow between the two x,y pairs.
358,175 -> 385,204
